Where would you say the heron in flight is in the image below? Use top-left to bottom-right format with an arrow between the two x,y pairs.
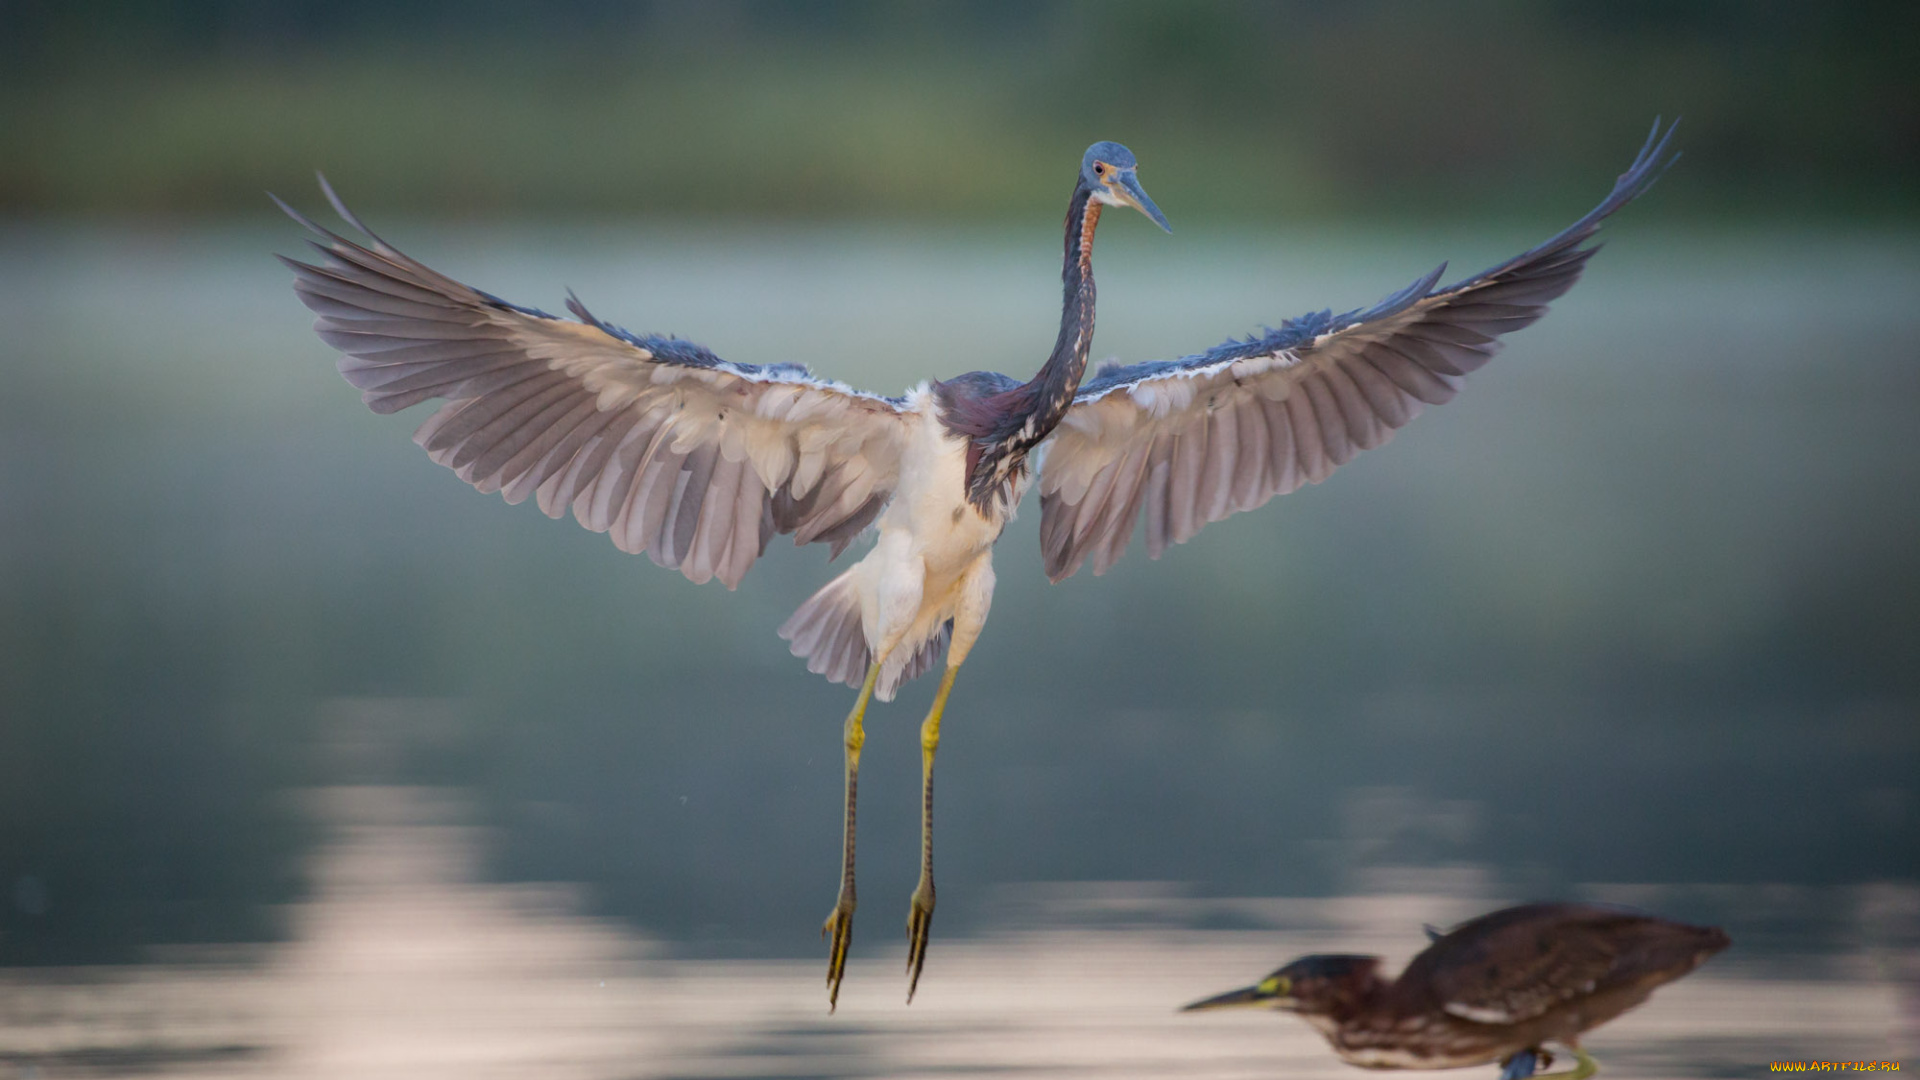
1182,902 -> 1729,1079
277,121 -> 1677,1009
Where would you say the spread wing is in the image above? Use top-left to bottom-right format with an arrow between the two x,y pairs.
1036,120 -> 1678,582
1414,905 -> 1630,1025
278,179 -> 910,589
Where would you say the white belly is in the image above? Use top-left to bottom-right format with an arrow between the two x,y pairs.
882,400 -> 1008,579
848,391 -> 1016,687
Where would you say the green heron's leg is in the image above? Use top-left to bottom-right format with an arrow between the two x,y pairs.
1500,1048 -> 1544,1079
1532,1044 -> 1596,1080
905,660 -> 962,1002
823,661 -> 882,1012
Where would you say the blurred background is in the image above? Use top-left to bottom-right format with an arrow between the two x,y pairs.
2,1 -> 1916,1076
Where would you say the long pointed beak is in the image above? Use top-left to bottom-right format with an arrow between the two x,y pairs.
1181,984 -> 1272,1012
1114,170 -> 1172,233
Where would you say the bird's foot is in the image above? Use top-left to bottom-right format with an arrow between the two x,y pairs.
1531,1045 -> 1595,1080
1501,1048 -> 1546,1079
822,889 -> 856,1012
905,878 -> 935,1002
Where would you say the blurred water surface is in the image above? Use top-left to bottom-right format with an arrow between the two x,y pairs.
1,219 -> 1917,1073
3,783 -> 1912,1079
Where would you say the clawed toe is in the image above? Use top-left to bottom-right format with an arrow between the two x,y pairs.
823,899 -> 856,1012
906,887 -> 935,1002
1530,1045 -> 1595,1080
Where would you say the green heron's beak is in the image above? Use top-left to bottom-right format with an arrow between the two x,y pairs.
1112,170 -> 1172,233
1181,982 -> 1277,1012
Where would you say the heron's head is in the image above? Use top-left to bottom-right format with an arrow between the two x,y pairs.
1181,954 -> 1382,1017
1081,141 -> 1171,232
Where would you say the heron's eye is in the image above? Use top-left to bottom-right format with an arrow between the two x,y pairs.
1094,162 -> 1108,176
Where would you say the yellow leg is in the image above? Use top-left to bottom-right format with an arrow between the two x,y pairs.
905,662 -> 960,1003
823,661 -> 881,1013
1533,1045 -> 1597,1080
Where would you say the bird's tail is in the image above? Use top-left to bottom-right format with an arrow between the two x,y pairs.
879,619 -> 951,702
779,569 -> 871,691
778,570 -> 951,701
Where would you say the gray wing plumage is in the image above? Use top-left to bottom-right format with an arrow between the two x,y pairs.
1036,120 -> 1679,582
278,180 -> 910,589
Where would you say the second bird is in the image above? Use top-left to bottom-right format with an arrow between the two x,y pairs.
1183,902 -> 1730,1079
279,122 -> 1678,1009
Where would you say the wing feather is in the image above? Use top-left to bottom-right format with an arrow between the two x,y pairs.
1261,394 -> 1300,498
1197,405 -> 1238,524
280,182 -> 910,588
1394,903 -> 1712,1027
1433,926 -> 1618,1024
1037,120 -> 1678,582
1296,377 -> 1340,473
1229,396 -> 1269,508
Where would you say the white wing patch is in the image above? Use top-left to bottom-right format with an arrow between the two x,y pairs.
1442,1002 -> 1519,1025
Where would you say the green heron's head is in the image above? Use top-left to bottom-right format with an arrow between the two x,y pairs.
1182,954 -> 1383,1016
1080,141 -> 1172,232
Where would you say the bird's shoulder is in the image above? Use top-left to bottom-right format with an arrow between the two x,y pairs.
1396,903 -> 1642,1025
930,369 -> 1026,437
1071,309 -> 1339,404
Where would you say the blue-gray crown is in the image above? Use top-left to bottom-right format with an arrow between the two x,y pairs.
1081,141 -> 1138,182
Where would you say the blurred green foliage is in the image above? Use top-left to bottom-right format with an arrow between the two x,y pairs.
3,0 -> 1916,218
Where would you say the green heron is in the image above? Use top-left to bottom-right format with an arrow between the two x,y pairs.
1182,902 -> 1730,1079
278,122 -> 1676,1009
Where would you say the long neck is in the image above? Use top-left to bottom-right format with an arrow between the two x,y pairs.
951,179 -> 1104,512
1318,974 -> 1395,1055
1027,181 -> 1103,430
1331,972 -> 1392,1025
